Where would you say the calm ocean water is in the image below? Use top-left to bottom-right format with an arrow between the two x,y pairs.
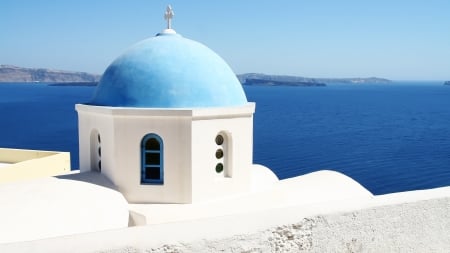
0,82 -> 449,194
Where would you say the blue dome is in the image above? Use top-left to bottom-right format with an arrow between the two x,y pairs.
91,32 -> 247,108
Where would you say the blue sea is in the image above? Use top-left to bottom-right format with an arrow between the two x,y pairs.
0,82 -> 449,195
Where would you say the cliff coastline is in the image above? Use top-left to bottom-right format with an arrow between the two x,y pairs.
0,65 -> 100,83
1,65 -> 391,86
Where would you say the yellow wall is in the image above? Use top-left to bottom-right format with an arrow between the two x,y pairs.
0,148 -> 71,183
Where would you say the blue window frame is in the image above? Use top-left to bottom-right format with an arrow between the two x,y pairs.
141,134 -> 164,184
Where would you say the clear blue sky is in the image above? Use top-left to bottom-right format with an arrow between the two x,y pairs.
1,0 -> 449,80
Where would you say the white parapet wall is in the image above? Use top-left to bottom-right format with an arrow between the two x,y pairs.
1,186 -> 449,252
0,148 -> 71,183
1,172 -> 448,252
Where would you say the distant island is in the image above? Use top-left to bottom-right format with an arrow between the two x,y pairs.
0,65 -> 391,87
444,81 -> 450,86
47,82 -> 98,87
238,73 -> 326,87
237,73 -> 391,86
0,65 -> 100,83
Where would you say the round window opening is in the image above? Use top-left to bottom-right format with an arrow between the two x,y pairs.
215,134 -> 224,145
98,134 -> 101,143
98,147 -> 101,157
215,163 -> 224,173
98,161 -> 102,171
215,149 -> 224,159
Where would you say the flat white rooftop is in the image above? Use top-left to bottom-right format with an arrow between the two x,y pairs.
0,162 -> 11,169
129,170 -> 374,226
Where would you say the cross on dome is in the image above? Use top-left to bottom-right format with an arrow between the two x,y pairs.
164,5 -> 174,29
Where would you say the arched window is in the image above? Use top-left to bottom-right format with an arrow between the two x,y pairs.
141,134 -> 164,184
90,129 -> 101,172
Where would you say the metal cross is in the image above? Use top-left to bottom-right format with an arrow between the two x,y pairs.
164,5 -> 174,29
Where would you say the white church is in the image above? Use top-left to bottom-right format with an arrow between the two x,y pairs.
76,14 -> 258,203
0,6 -> 376,245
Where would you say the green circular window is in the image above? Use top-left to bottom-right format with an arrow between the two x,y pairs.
215,163 -> 224,173
215,134 -> 224,145
215,149 -> 224,159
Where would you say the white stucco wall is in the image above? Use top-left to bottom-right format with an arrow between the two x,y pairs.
112,114 -> 193,203
76,103 -> 255,204
190,105 -> 254,202
77,105 -> 193,204
77,108 -> 112,174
